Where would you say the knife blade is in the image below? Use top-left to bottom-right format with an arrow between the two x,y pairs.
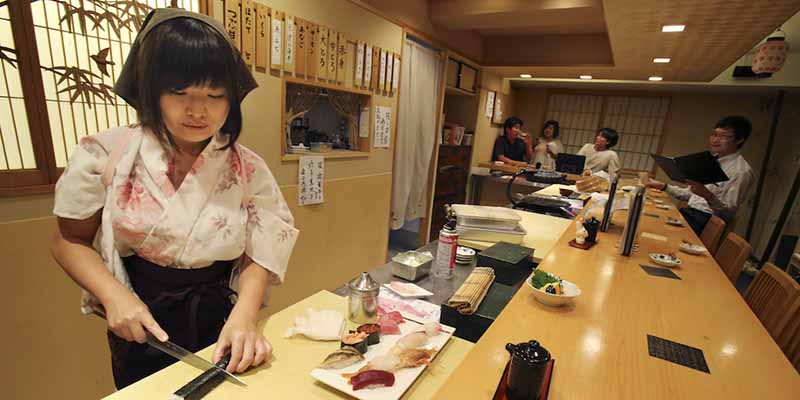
91,306 -> 247,387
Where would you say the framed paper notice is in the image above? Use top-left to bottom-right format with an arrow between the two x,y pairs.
270,11 -> 283,70
255,4 -> 269,69
359,107 -> 370,138
374,106 -> 391,148
299,156 -> 324,206
485,91 -> 496,118
492,96 -> 503,125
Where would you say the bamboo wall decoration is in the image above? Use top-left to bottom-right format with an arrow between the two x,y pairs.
295,18 -> 307,77
354,41 -> 365,88
364,44 -> 373,90
328,29 -> 338,83
284,14 -> 295,74
337,33 -> 346,85
307,21 -> 318,78
255,3 -> 269,69
270,11 -> 284,70
318,26 -> 328,81
224,0 -> 241,50
241,0 -> 254,66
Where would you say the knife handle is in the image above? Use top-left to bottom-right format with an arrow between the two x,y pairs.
170,354 -> 232,400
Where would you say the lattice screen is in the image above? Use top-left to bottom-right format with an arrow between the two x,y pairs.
24,0 -> 199,168
0,6 -> 34,170
545,94 -> 670,172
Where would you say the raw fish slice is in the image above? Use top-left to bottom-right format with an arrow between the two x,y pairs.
379,297 -> 427,319
422,322 -> 442,337
377,316 -> 401,335
391,331 -> 428,354
397,348 -> 436,368
343,348 -> 435,377
349,370 -> 395,390
319,346 -> 364,370
377,307 -> 405,324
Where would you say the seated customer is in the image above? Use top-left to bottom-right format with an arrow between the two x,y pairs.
646,116 -> 755,235
492,116 -> 532,164
577,128 -> 621,179
532,120 -> 563,170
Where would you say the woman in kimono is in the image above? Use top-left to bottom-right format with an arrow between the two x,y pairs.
50,9 -> 298,389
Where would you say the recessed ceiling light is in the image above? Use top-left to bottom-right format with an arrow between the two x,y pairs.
579,75 -> 592,80
519,74 -> 532,78
649,76 -> 663,81
653,58 -> 671,63
662,25 -> 685,32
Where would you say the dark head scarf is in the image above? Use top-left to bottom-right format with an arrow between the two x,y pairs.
113,8 -> 257,108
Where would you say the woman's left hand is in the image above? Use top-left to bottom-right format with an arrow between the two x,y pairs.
213,311 -> 272,373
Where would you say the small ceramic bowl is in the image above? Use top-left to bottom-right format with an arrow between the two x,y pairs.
650,253 -> 682,268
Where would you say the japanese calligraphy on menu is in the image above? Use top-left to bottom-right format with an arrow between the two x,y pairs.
241,0 -> 254,66
318,26 -> 328,80
295,18 -> 306,76
337,33 -> 346,84
363,44 -> 373,90
384,53 -> 392,93
354,41 -> 365,87
374,106 -> 391,148
391,54 -> 400,94
284,15 -> 295,73
371,46 -> 380,90
328,29 -> 338,82
299,156 -> 324,206
270,11 -> 283,70
485,90 -> 496,118
307,21 -> 317,78
255,3 -> 269,69
224,0 -> 241,50
378,49 -> 387,93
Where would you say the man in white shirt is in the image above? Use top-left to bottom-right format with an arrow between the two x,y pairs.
647,116 -> 755,235
577,127 -> 621,180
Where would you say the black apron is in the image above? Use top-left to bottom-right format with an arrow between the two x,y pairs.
107,254 -> 237,389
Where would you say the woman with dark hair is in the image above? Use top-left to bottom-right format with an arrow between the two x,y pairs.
532,120 -> 563,170
577,127 -> 621,179
492,116 -> 533,164
50,9 -> 298,389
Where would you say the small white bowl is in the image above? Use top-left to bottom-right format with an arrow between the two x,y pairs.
679,242 -> 707,256
457,247 -> 476,257
650,253 -> 682,268
528,278 -> 581,306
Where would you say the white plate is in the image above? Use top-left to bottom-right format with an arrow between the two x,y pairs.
382,282 -> 434,298
650,253 -> 682,268
666,217 -> 684,227
679,242 -> 707,255
527,276 -> 581,307
310,320 -> 455,400
456,246 -> 476,257
656,204 -> 670,210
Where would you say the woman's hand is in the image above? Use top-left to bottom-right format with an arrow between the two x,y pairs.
103,291 -> 169,343
213,310 -> 271,373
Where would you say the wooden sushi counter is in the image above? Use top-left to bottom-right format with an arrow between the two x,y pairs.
432,198 -> 800,399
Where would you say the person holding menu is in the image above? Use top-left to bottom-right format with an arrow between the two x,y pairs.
646,116 -> 755,235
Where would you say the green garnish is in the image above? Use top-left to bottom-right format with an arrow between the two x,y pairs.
530,269 -> 559,289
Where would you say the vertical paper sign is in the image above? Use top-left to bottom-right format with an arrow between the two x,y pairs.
485,91 -> 496,118
255,4 -> 269,69
295,18 -> 306,76
384,54 -> 393,93
328,29 -> 338,82
374,106 -> 391,148
391,54 -> 400,94
240,0 -> 254,66
363,44 -> 373,90
224,0 -> 241,50
371,46 -> 380,90
270,11 -> 283,70
299,156 -> 324,206
318,26 -> 329,80
337,33 -> 346,84
492,97 -> 503,124
378,49 -> 387,93
359,107 -> 370,138
307,22 -> 317,78
354,41 -> 365,88
284,15 -> 295,73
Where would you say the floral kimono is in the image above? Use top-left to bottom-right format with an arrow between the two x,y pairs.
54,125 -> 299,314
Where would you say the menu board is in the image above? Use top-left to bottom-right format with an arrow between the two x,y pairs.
224,0 -> 241,50
378,49 -> 387,93
391,54 -> 400,94
270,11 -> 283,70
299,156 -> 324,206
354,41 -> 365,87
363,44 -> 373,90
337,33 -> 346,84
307,22 -> 317,78
328,29 -> 338,82
241,0 -> 254,66
318,26 -> 328,80
371,46 -> 380,90
295,18 -> 306,76
374,106 -> 391,148
284,14 -> 295,73
255,4 -> 269,69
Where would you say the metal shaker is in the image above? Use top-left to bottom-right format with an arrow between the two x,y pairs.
347,272 -> 379,323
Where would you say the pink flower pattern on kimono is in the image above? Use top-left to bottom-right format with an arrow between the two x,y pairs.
112,215 -> 150,249
137,228 -> 177,267
215,147 -> 255,194
78,136 -> 107,159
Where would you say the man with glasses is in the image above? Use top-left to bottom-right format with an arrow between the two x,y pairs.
646,116 -> 755,235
